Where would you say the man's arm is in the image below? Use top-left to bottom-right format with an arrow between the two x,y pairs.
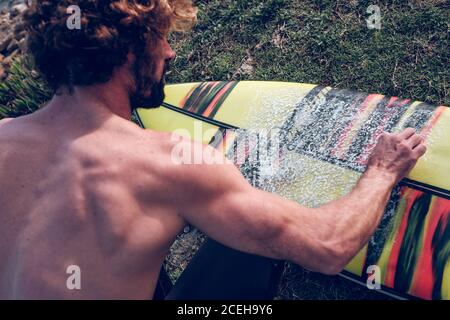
172,128 -> 426,275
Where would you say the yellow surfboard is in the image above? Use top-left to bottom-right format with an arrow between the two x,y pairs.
136,81 -> 450,300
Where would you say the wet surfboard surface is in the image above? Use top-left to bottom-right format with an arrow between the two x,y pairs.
135,81 -> 450,300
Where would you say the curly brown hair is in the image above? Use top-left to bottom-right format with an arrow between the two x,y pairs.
24,0 -> 197,93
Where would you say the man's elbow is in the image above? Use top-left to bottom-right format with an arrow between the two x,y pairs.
315,243 -> 353,275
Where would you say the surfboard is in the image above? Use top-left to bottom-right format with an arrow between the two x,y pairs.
135,81 -> 450,300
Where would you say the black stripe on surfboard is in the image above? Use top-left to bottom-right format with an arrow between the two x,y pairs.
339,270 -> 419,300
134,103 -> 238,130
163,102 -> 239,130
135,102 -> 450,200
134,110 -> 145,128
400,179 -> 450,200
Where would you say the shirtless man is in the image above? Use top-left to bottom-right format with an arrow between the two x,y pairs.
0,1 -> 426,299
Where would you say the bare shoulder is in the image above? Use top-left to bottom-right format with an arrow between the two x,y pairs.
0,118 -> 13,128
0,117 -> 31,135
132,129 -> 224,167
132,129 -> 247,200
0,118 -> 17,141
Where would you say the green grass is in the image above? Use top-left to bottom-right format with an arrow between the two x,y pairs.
278,264 -> 390,300
0,58 -> 51,119
168,0 -> 449,106
1,0 -> 448,299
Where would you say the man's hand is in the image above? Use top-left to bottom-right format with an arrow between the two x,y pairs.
367,128 -> 427,183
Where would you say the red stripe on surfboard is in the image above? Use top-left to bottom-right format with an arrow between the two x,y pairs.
356,98 -> 410,165
384,189 -> 423,289
409,198 -> 450,299
331,94 -> 383,159
203,82 -> 235,118
190,82 -> 215,112
420,106 -> 446,139
179,85 -> 198,109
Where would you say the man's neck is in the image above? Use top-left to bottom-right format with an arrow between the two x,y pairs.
34,79 -> 134,132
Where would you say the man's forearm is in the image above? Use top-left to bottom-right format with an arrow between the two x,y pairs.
318,167 -> 397,268
257,166 -> 397,275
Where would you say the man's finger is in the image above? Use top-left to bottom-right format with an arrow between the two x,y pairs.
398,128 -> 416,140
406,134 -> 424,149
413,144 -> 427,157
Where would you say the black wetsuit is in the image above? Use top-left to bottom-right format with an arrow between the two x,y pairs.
154,239 -> 285,300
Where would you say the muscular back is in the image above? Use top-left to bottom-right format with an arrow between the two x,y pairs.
0,115 -> 185,299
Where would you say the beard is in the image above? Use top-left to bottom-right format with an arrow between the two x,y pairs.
129,50 -> 167,111
129,77 -> 165,111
